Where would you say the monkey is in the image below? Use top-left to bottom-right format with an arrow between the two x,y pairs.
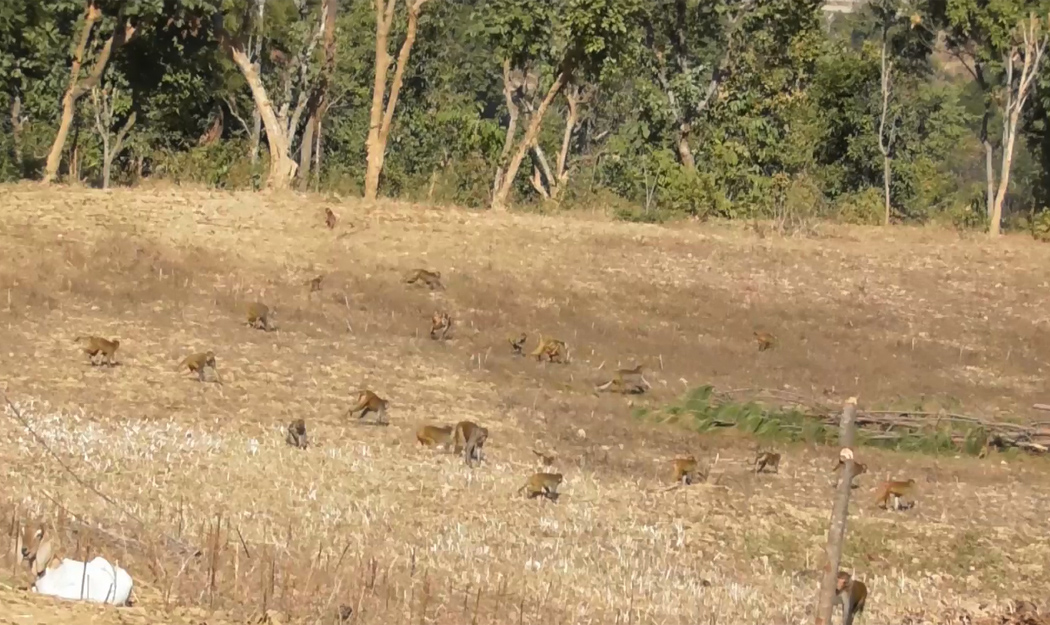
453,420 -> 489,466
404,269 -> 444,290
304,275 -> 324,292
269,48 -> 290,66
344,390 -> 389,425
509,332 -> 528,356
179,351 -> 222,383
337,605 -> 354,623
416,424 -> 454,450
246,302 -> 276,331
836,571 -> 868,625
532,448 -> 556,467
74,335 -> 120,366
754,450 -> 781,474
530,337 -> 567,363
518,472 -> 563,501
671,456 -> 702,485
754,331 -> 775,352
285,418 -> 308,449
430,312 -> 453,340
875,478 -> 916,510
325,207 -> 337,230
831,458 -> 867,488
595,364 -> 651,394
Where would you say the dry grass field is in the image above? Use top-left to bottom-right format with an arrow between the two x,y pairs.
0,183 -> 1049,624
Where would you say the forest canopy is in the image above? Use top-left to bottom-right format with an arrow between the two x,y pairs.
3,0 -> 1050,236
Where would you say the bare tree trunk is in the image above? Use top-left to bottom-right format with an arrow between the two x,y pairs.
491,71 -> 569,211
990,22 -> 1047,236
492,59 -> 520,200
10,95 -> 23,169
91,85 -> 136,190
813,398 -> 859,625
982,113 -> 995,222
677,125 -> 696,171
364,0 -> 431,201
248,0 -> 265,165
878,34 -> 893,226
43,6 -> 134,184
227,45 -> 297,189
298,116 -> 316,191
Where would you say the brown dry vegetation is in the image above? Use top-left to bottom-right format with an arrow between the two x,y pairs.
0,184 -> 1049,624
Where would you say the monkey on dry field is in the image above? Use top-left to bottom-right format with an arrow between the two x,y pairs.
754,450 -> 781,474
595,364 -> 651,394
416,424 -> 454,450
344,390 -> 389,425
753,331 -> 776,352
179,351 -> 222,383
246,302 -> 277,331
430,312 -> 453,340
875,478 -> 916,510
509,332 -> 528,356
74,335 -> 120,366
831,458 -> 867,488
836,571 -> 868,625
532,448 -> 556,467
304,275 -> 324,293
671,455 -> 703,485
285,418 -> 308,449
518,472 -> 563,501
325,207 -> 337,230
453,420 -> 488,466
531,336 -> 567,363
404,269 -> 444,290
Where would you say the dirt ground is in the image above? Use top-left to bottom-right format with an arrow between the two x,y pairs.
0,184 -> 1048,624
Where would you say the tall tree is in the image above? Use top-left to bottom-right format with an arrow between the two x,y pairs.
215,0 -> 330,190
42,2 -> 138,184
935,0 -> 1050,234
363,0 -> 433,200
480,0 -> 643,211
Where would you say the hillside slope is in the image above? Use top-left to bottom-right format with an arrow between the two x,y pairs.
0,185 -> 1048,624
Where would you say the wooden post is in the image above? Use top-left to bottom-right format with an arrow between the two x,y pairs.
814,397 -> 859,625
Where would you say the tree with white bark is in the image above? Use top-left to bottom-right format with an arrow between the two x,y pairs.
215,0 -> 330,191
89,78 -> 136,189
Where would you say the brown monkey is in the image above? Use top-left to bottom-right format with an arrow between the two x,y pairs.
754,331 -> 775,352
344,390 -> 389,424
831,458 -> 867,488
509,332 -> 528,356
325,207 -> 337,229
246,302 -> 276,331
875,478 -> 916,510
531,337 -> 567,363
430,312 -> 453,340
754,450 -> 781,474
671,456 -> 701,485
453,420 -> 489,466
286,418 -> 308,449
179,351 -> 221,383
518,472 -> 563,501
836,571 -> 868,625
416,424 -> 453,450
304,275 -> 324,292
404,269 -> 444,290
595,364 -> 651,394
75,335 -> 120,366
532,448 -> 556,467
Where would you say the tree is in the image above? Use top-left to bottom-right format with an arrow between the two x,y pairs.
216,0 -> 330,190
528,82 -> 594,202
89,78 -> 136,189
865,0 -> 933,225
480,0 -> 642,211
363,0 -> 433,200
298,0 -> 337,191
42,2 -> 137,184
935,0 -> 1050,234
